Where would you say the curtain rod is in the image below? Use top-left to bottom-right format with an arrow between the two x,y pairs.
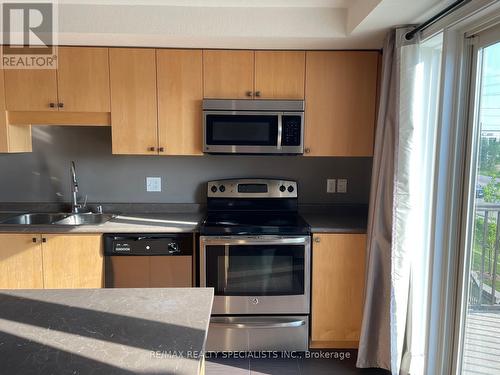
405,0 -> 471,40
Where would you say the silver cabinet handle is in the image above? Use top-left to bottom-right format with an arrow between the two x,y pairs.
246,91 -> 253,97
314,237 -> 321,243
304,147 -> 311,154
211,319 -> 306,329
255,91 -> 261,97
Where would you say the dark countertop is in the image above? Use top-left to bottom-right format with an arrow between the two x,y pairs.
301,205 -> 368,234
0,212 -> 204,233
0,288 -> 213,375
0,204 -> 368,234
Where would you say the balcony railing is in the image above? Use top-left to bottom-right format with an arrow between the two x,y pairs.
470,203 -> 500,307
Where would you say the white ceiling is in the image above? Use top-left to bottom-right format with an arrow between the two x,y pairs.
55,0 -> 453,49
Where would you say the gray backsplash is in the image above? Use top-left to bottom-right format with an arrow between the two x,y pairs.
0,126 -> 372,204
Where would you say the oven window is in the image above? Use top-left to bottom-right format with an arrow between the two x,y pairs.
205,115 -> 278,146
205,245 -> 304,296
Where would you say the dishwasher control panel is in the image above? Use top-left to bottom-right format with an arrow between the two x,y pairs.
104,233 -> 193,256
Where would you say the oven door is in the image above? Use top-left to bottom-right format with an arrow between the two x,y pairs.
200,236 -> 310,314
203,111 -> 284,154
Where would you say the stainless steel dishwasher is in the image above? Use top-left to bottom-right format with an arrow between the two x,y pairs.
104,233 -> 194,288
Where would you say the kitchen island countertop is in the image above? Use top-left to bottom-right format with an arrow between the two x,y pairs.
0,288 -> 213,375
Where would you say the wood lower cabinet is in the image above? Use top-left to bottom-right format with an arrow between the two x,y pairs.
0,234 -> 103,289
157,49 -> 203,155
311,233 -> 367,349
0,234 -> 44,289
109,48 -> 159,155
203,50 -> 255,99
254,51 -> 305,99
305,51 -> 380,157
42,234 -> 104,289
57,47 -> 110,112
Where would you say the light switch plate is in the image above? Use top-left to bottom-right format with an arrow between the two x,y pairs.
146,177 -> 162,192
337,178 -> 348,193
327,179 -> 336,193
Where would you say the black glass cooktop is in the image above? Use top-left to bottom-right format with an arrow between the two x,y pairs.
200,212 -> 310,235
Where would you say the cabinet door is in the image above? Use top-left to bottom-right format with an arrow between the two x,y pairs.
4,69 -> 58,111
42,234 -> 103,288
0,68 -> 32,153
0,234 -> 43,289
157,49 -> 203,155
311,233 -> 367,348
203,50 -> 254,99
254,51 -> 305,99
305,51 -> 379,156
109,48 -> 158,155
57,47 -> 110,112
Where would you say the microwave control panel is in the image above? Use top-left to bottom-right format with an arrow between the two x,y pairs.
282,115 -> 302,146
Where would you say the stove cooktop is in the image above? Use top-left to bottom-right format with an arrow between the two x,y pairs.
200,212 -> 310,236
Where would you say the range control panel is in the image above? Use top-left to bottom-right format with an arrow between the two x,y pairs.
207,179 -> 298,199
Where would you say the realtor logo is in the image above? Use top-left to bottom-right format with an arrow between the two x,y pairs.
2,2 -> 58,69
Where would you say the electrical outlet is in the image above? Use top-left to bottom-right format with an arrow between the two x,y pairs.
337,178 -> 348,193
327,179 -> 336,193
146,177 -> 162,192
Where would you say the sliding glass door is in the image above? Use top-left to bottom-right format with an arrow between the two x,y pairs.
459,24 -> 500,375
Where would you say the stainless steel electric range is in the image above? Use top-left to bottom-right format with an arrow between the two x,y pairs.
199,178 -> 311,352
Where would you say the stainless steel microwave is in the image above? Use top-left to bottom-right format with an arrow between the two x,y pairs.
202,99 -> 304,154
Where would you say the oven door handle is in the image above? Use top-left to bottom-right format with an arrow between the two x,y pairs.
210,318 -> 306,329
201,236 -> 309,246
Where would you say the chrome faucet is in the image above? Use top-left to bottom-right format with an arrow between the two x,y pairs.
70,161 -> 90,213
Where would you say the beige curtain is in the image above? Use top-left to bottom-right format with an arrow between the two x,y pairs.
357,27 -> 443,375
356,28 -> 398,372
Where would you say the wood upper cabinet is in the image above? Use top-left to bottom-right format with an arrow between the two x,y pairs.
0,234 -> 43,289
4,47 -> 110,112
311,233 -> 367,349
203,50 -> 306,99
0,68 -> 31,153
57,47 -> 110,112
157,49 -> 203,155
305,51 -> 379,157
203,50 -> 255,99
4,68 -> 58,111
254,51 -> 305,99
41,234 -> 103,289
109,48 -> 158,155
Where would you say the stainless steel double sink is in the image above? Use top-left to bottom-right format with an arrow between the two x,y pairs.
0,212 -> 115,226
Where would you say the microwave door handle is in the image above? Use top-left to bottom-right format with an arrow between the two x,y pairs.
277,114 -> 283,150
